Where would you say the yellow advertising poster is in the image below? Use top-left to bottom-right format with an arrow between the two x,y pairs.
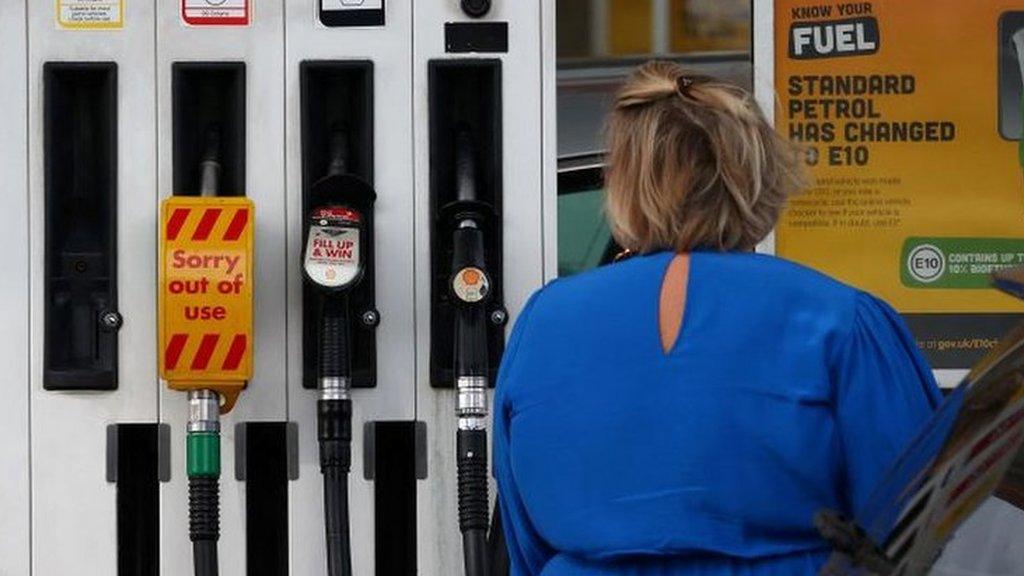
775,0 -> 1024,368
57,0 -> 124,30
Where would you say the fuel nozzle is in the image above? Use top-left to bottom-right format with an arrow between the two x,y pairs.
446,129 -> 493,576
451,131 -> 492,396
303,128 -> 375,576
187,390 -> 221,576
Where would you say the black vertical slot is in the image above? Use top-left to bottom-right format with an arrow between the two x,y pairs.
300,61 -> 377,389
172,63 -> 246,197
114,424 -> 160,576
428,59 -> 504,388
244,423 -> 289,576
373,422 -> 419,575
44,62 -> 119,391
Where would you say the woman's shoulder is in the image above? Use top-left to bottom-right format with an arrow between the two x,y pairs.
534,252 -> 674,312
713,253 -> 916,349
706,251 -> 856,292
530,251 -> 892,335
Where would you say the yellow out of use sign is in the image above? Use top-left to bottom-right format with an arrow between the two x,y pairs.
159,196 -> 253,413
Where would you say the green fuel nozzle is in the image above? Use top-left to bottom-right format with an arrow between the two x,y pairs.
187,389 -> 221,576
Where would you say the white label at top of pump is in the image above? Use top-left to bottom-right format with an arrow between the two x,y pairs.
57,0 -> 124,29
182,0 -> 250,26
323,0 -> 384,10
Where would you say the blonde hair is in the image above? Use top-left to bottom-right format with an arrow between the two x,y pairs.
604,61 -> 806,253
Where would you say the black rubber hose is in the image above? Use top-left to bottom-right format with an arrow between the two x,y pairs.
319,399 -> 353,576
458,429 -> 490,576
322,468 -> 352,576
189,477 -> 220,576
455,130 -> 478,203
199,125 -> 222,198
463,529 -> 489,576
488,503 -> 510,576
318,288 -> 353,575
192,541 -> 218,576
319,298 -> 350,381
326,129 -> 349,178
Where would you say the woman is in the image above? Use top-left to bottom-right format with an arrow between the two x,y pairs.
493,61 -> 942,575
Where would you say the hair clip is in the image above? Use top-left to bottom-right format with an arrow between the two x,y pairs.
676,76 -> 696,98
613,248 -> 637,263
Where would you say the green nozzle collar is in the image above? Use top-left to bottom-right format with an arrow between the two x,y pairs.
187,431 -> 221,478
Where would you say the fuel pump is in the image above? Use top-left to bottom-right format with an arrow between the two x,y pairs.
302,129 -> 375,576
160,125 -> 255,576
444,130 -> 495,576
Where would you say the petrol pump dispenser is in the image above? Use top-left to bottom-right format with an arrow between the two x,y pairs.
302,129 -> 376,576
159,126 -> 255,576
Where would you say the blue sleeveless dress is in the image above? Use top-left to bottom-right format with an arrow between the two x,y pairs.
494,251 -> 942,575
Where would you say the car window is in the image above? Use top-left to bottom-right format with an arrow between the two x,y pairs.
558,186 -> 611,276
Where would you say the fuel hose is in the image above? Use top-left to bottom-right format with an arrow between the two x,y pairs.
318,297 -> 354,576
450,130 -> 492,576
188,390 -> 221,576
304,129 -> 370,576
189,127 -> 223,576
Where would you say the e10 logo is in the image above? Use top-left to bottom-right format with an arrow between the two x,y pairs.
907,244 -> 946,284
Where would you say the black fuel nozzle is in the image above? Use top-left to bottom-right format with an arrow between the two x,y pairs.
303,127 -> 377,576
303,128 -> 375,295
449,129 -> 492,379
447,129 -> 493,576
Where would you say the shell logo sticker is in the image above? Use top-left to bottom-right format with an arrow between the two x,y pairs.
452,267 -> 490,303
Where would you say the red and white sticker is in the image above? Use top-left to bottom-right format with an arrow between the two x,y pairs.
452,267 -> 490,303
182,0 -> 250,26
312,206 -> 362,223
305,225 -> 361,289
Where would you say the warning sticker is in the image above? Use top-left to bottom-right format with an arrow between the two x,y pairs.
159,196 -> 254,389
182,0 -> 250,27
57,0 -> 123,30
319,0 -> 385,27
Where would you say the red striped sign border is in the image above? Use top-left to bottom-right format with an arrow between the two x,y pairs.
165,206 -> 250,242
164,333 -> 248,372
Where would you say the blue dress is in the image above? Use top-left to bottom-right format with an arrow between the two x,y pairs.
493,251 -> 943,576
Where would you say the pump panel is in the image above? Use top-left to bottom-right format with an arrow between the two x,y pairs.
172,63 -> 246,197
4,1 -> 556,573
43,62 -> 120,391
300,60 -> 378,390
428,59 -> 505,389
